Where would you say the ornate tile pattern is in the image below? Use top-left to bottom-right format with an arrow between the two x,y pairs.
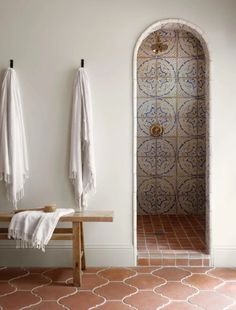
137,28 -> 208,215
1,267 -> 236,310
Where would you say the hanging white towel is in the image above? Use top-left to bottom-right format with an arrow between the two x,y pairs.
69,68 -> 96,210
0,68 -> 29,209
8,208 -> 74,251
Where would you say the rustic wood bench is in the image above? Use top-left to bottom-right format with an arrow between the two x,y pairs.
0,210 -> 113,287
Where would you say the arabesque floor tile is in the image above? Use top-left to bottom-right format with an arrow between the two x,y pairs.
0,266 -> 236,310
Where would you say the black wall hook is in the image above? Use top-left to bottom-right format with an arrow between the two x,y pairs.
10,59 -> 14,68
81,59 -> 84,68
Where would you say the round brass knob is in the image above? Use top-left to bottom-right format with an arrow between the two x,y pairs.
150,124 -> 164,137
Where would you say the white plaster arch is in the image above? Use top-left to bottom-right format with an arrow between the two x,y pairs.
132,18 -> 211,265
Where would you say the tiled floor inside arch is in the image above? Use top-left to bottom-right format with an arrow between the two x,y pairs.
1,267 -> 236,309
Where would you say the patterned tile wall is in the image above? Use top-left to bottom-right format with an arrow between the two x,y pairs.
137,29 -> 208,215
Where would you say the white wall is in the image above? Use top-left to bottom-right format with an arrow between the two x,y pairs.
0,0 -> 235,266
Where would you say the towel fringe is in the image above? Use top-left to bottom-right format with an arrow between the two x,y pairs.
9,229 -> 46,252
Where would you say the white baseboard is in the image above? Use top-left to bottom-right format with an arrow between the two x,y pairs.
0,243 -> 135,267
212,247 -> 236,267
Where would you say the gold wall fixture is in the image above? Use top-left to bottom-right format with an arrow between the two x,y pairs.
149,124 -> 164,137
151,33 -> 168,54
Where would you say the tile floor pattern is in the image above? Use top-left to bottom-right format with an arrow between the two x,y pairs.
138,214 -> 206,254
137,214 -> 210,266
1,266 -> 236,309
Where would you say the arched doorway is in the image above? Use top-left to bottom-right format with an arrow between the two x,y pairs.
133,19 -> 210,266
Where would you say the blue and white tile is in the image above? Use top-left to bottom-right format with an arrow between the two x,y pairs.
137,177 -> 156,214
198,58 -> 207,78
137,98 -> 157,118
197,78 -> 206,97
178,116 -> 198,136
156,137 -> 176,157
158,29 -> 177,38
197,195 -> 206,214
197,138 -> 206,157
178,36 -> 198,57
137,157 -> 156,176
156,156 -> 176,176
157,77 -> 177,97
178,98 -> 198,119
137,117 -> 156,136
137,58 -> 156,78
161,119 -> 177,137
197,156 -> 206,175
177,176 -> 198,196
157,97 -> 176,114
198,99 -> 207,118
156,195 -> 176,214
157,112 -> 177,137
156,58 -> 176,78
178,58 -> 198,78
196,176 -> 206,198
178,137 -> 198,157
179,30 -> 197,39
137,78 -> 156,97
156,176 -> 176,196
177,156 -> 198,176
137,137 -> 156,156
178,194 -> 198,214
197,43 -> 205,57
178,77 -> 198,97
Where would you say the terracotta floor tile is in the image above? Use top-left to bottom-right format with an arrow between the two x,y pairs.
96,301 -> 136,309
10,273 -> 50,290
29,301 -> 65,309
3,266 -> 236,310
33,284 -> 76,300
153,267 -> 190,281
43,268 -> 73,282
0,282 -> 15,296
95,282 -> 137,300
162,301 -> 201,309
60,291 -> 104,310
83,267 -> 104,273
76,274 -> 108,290
98,268 -> 136,281
25,267 -> 51,274
130,267 -> 159,273
125,274 -> 165,290
189,290 -> 234,310
0,291 -> 40,310
208,268 -> 236,281
124,291 -> 168,310
217,282 -> 236,300
0,268 -> 27,281
155,282 -> 197,300
184,274 -> 223,290
181,267 -> 212,273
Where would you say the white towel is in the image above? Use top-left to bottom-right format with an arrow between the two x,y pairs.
8,208 -> 74,251
0,68 -> 29,209
69,68 -> 96,210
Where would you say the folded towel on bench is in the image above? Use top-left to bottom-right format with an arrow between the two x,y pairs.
8,208 -> 74,251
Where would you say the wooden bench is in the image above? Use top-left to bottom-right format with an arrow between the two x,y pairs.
0,210 -> 113,287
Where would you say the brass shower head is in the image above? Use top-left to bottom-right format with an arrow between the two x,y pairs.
151,33 -> 168,54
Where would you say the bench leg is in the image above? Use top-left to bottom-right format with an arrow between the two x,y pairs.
81,223 -> 86,270
72,222 -> 82,286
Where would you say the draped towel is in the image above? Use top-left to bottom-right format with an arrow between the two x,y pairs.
8,208 -> 74,251
0,68 -> 29,209
69,68 -> 96,210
